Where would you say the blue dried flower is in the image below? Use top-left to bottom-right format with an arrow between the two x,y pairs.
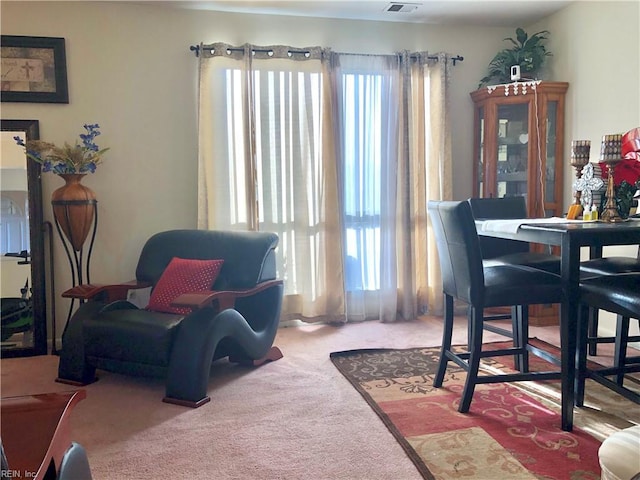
13,124 -> 109,174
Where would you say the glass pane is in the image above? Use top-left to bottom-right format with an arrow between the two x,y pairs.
477,107 -> 484,197
497,103 -> 528,198
545,101 -> 558,203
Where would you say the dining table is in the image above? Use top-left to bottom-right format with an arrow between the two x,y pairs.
475,216 -> 640,431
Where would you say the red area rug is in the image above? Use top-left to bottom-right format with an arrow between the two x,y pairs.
330,341 -> 639,480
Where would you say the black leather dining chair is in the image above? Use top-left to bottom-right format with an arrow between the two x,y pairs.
467,197 -> 561,368
576,272 -> 640,405
580,245 -> 640,355
427,200 -> 563,413
468,196 -> 561,274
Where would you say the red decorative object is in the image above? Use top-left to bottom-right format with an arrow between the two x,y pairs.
599,127 -> 640,186
622,127 -> 640,160
599,158 -> 640,185
147,257 -> 224,315
51,174 -> 97,251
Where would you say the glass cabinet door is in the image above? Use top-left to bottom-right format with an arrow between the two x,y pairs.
472,82 -> 567,219
470,82 -> 568,326
496,103 -> 529,198
545,101 -> 558,205
476,106 -> 484,197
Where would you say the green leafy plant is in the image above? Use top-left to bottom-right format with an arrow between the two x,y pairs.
479,28 -> 552,87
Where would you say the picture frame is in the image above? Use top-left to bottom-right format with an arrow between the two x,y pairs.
1,35 -> 69,103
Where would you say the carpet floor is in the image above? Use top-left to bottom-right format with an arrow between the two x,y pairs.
331,341 -> 640,480
1,316 -> 638,479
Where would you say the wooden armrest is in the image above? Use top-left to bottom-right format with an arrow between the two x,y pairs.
171,291 -> 229,310
1,390 -> 87,480
62,280 -> 152,302
172,279 -> 283,311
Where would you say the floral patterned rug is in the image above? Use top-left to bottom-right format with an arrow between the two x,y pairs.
330,341 -> 640,480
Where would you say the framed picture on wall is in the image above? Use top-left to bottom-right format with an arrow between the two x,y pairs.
1,35 -> 69,103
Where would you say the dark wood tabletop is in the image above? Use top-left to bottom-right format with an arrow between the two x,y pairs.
477,218 -> 640,431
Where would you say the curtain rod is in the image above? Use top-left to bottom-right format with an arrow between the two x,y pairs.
422,54 -> 464,65
190,45 -> 312,57
189,45 -> 464,65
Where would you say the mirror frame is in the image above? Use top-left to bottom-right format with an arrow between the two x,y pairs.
1,119 -> 47,357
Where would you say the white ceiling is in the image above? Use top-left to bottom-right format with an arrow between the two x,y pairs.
141,0 -> 573,26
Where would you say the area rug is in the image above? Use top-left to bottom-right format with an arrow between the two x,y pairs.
330,341 -> 640,480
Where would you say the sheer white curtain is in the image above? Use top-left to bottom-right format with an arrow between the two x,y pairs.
197,43 -> 346,323
332,53 -> 402,322
197,43 -> 453,323
331,52 -> 452,322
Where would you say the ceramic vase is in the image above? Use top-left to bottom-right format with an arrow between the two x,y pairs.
51,173 -> 97,251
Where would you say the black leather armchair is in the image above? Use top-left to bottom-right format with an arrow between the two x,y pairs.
56,230 -> 284,407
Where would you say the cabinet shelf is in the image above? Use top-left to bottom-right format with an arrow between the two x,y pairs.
498,137 -> 525,146
497,172 -> 528,182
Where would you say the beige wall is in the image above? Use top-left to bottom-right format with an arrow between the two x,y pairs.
536,0 -> 640,338
534,1 -> 640,209
1,1 -> 638,340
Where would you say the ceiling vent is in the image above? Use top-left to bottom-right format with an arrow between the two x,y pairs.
384,2 -> 421,13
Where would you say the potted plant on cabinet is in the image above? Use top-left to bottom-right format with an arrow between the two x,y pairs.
479,27 -> 552,87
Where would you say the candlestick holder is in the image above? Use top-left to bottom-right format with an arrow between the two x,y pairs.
599,134 -> 625,223
570,140 -> 591,207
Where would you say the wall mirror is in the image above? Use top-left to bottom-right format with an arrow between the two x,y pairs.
1,119 -> 47,356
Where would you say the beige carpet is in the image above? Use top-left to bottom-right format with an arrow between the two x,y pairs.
0,316 -> 632,480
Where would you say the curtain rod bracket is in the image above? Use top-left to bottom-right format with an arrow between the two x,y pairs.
190,45 -> 200,57
426,54 -> 464,65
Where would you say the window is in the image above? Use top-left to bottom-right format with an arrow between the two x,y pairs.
198,45 -> 451,322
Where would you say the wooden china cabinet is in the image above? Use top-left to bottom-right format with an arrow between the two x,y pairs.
471,81 -> 569,325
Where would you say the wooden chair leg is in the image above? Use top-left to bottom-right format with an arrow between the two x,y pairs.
575,304 -> 590,407
517,304 -> 529,373
614,315 -> 630,386
459,307 -> 483,413
466,304 -> 472,349
434,294 -> 455,388
587,307 -> 599,356
511,305 -> 522,371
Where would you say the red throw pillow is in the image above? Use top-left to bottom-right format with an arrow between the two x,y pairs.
146,257 -> 224,315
